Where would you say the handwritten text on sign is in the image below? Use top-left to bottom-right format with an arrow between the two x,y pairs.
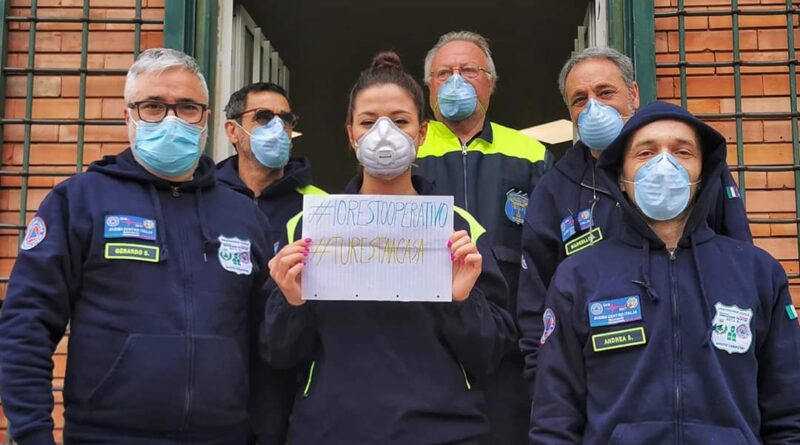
302,194 -> 453,302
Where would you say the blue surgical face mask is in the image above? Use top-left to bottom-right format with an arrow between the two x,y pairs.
133,115 -> 204,177
577,98 -> 625,151
437,73 -> 478,121
622,152 -> 700,221
237,116 -> 291,169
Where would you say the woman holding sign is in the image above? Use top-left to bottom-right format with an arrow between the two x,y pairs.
262,52 -> 515,445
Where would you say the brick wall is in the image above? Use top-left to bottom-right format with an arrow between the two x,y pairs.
655,0 -> 800,307
0,1 -> 164,442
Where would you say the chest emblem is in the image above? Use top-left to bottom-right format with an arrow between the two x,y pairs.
218,235 -> 253,276
711,302 -> 753,354
504,189 -> 528,224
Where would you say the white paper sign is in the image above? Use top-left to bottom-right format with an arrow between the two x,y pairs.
301,194 -> 453,302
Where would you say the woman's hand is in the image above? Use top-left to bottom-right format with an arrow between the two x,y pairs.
449,230 -> 482,302
268,238 -> 311,306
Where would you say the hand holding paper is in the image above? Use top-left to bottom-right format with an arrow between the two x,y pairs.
450,230 -> 482,302
269,238 -> 311,306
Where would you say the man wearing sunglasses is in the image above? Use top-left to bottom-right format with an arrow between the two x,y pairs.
414,31 -> 553,445
219,82 -> 325,253
0,48 -> 279,444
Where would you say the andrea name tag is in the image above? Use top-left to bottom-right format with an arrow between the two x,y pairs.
589,295 -> 642,327
105,243 -> 160,263
565,227 -> 603,256
592,327 -> 647,352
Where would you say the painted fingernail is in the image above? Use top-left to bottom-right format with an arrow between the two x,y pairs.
447,240 -> 452,248
305,238 -> 312,243
450,253 -> 455,261
303,251 -> 308,257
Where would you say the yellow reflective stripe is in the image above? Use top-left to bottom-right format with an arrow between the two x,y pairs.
303,361 -> 315,397
286,211 -> 303,244
417,121 -> 548,163
296,184 -> 327,195
453,206 -> 485,244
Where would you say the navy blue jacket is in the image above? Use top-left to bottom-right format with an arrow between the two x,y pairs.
216,154 -> 325,445
529,102 -> 800,444
518,126 -> 751,397
260,174 -> 517,445
217,155 -> 325,254
0,149 -> 274,445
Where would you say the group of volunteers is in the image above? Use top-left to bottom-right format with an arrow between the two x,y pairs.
0,29 -> 798,445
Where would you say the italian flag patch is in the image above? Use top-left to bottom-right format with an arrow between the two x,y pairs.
786,305 -> 798,321
725,186 -> 741,199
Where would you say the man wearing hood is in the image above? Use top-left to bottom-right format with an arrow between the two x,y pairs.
0,48 -> 278,445
414,30 -> 553,445
218,82 -> 325,253
529,101 -> 800,444
517,47 -> 752,397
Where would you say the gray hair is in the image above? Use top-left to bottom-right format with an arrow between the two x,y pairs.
124,48 -> 209,103
423,31 -> 498,85
558,46 -> 634,104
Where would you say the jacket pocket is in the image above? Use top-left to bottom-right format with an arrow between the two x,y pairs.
608,421 -> 749,445
189,335 -> 249,427
87,334 -> 186,430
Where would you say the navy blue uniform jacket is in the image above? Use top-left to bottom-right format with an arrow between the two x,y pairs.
518,126 -> 751,397
529,102 -> 800,444
260,174 -> 517,445
0,149 -> 275,445
216,154 -> 325,445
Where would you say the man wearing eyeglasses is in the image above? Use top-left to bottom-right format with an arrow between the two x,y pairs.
0,48 -> 277,445
414,31 -> 553,445
218,82 -> 325,254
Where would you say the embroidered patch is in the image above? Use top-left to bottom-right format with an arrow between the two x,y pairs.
786,304 -> 798,321
104,243 -> 160,262
521,254 -> 528,270
21,216 -> 47,251
711,303 -> 753,354
588,295 -> 642,327
218,235 -> 252,275
104,215 -> 157,241
565,227 -> 603,256
725,186 -> 741,199
560,215 -> 576,241
504,189 -> 528,225
540,308 -> 556,345
592,327 -> 647,352
577,208 -> 593,231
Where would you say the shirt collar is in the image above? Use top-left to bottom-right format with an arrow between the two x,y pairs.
464,118 -> 493,145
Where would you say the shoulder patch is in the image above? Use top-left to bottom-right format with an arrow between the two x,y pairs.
21,216 -> 47,250
540,308 -> 557,345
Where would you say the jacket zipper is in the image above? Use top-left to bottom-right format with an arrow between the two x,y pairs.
461,143 -> 469,211
668,247 -> 682,444
173,186 -> 196,431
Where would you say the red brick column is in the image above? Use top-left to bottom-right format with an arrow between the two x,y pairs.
655,0 -> 800,304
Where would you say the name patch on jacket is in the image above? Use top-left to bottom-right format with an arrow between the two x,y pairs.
711,303 -> 753,354
592,327 -> 646,352
218,235 -> 252,275
504,188 -> 528,224
104,215 -> 157,241
565,227 -> 603,256
105,243 -> 160,262
589,295 -> 642,327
